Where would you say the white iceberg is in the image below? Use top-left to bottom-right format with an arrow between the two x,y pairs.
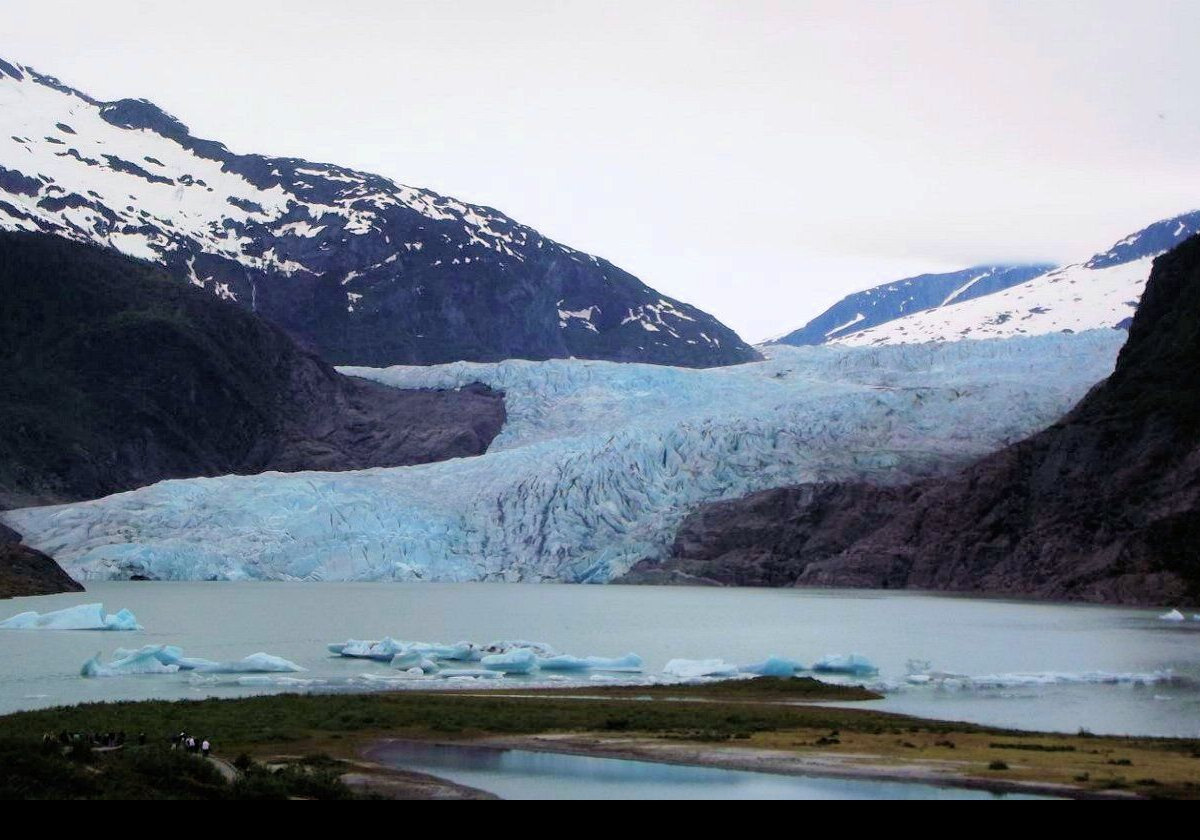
190,653 -> 305,674
480,648 -> 538,674
388,652 -> 439,673
812,653 -> 878,676
81,645 -> 303,677
1,603 -> 142,631
436,668 -> 504,680
1159,609 -> 1186,621
740,655 -> 804,677
539,653 -> 644,672
410,641 -> 482,661
81,647 -> 179,677
329,638 -> 485,663
331,638 -> 408,661
483,640 -> 558,657
663,658 -> 741,679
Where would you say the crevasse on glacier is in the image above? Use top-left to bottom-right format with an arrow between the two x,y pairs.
4,334 -> 1123,583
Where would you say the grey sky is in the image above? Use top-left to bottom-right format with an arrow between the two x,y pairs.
4,1 -> 1199,341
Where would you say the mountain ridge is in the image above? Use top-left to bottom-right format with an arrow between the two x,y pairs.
0,231 -> 506,509
0,57 -> 758,368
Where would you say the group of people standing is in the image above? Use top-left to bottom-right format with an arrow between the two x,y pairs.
42,730 -> 145,750
171,731 -> 212,757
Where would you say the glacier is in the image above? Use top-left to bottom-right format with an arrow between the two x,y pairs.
0,603 -> 141,631
2,334 -> 1123,583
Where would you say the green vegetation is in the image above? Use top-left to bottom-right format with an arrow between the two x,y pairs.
0,740 -> 357,800
1,683 -> 1198,799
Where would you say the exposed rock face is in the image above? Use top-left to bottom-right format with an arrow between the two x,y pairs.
0,524 -> 82,598
0,232 -> 506,507
0,58 -> 758,369
634,236 -> 1200,605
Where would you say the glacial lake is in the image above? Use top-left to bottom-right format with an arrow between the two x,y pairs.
0,581 -> 1196,738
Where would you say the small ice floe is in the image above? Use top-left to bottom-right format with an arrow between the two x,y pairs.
740,655 -> 804,677
483,640 -> 558,657
436,668 -> 504,680
898,664 -> 1175,692
1,603 -> 142,631
538,653 -> 644,672
812,653 -> 879,676
662,658 -> 741,679
81,645 -> 303,677
235,675 -> 324,687
1159,609 -> 1186,622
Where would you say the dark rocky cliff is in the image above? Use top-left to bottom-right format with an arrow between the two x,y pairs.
0,232 -> 506,508
629,236 -> 1200,606
0,523 -> 83,598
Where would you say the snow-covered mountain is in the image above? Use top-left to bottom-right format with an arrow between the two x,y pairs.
0,58 -> 756,368
831,210 -> 1200,347
770,264 -> 1053,346
4,331 -> 1123,583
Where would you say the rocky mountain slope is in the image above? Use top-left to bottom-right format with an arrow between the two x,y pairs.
832,210 -> 1200,346
770,264 -> 1052,346
0,58 -> 756,368
0,523 -> 82,598
3,331 -> 1121,583
634,235 -> 1200,605
0,232 -> 505,508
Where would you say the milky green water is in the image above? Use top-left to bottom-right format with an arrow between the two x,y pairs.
0,581 -> 1195,737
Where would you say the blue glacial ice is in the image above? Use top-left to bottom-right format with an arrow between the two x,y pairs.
481,648 -> 539,674
3,334 -> 1124,583
740,656 -> 805,677
812,653 -> 879,676
80,645 -> 303,677
0,603 -> 142,631
539,653 -> 644,672
329,636 -> 643,677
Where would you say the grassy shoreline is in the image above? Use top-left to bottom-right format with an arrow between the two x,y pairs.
1,679 -> 1197,799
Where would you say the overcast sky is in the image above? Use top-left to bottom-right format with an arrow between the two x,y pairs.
5,1 -> 1199,340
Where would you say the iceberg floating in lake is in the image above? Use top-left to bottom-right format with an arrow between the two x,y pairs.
483,640 -> 558,657
190,653 -> 305,674
481,648 -> 538,674
1159,609 -> 1186,621
812,653 -> 879,676
82,647 -> 178,677
539,653 -> 644,672
740,655 -> 805,677
1,603 -> 142,631
663,658 -> 741,679
332,638 -> 409,661
6,335 -> 1124,583
81,645 -> 303,677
